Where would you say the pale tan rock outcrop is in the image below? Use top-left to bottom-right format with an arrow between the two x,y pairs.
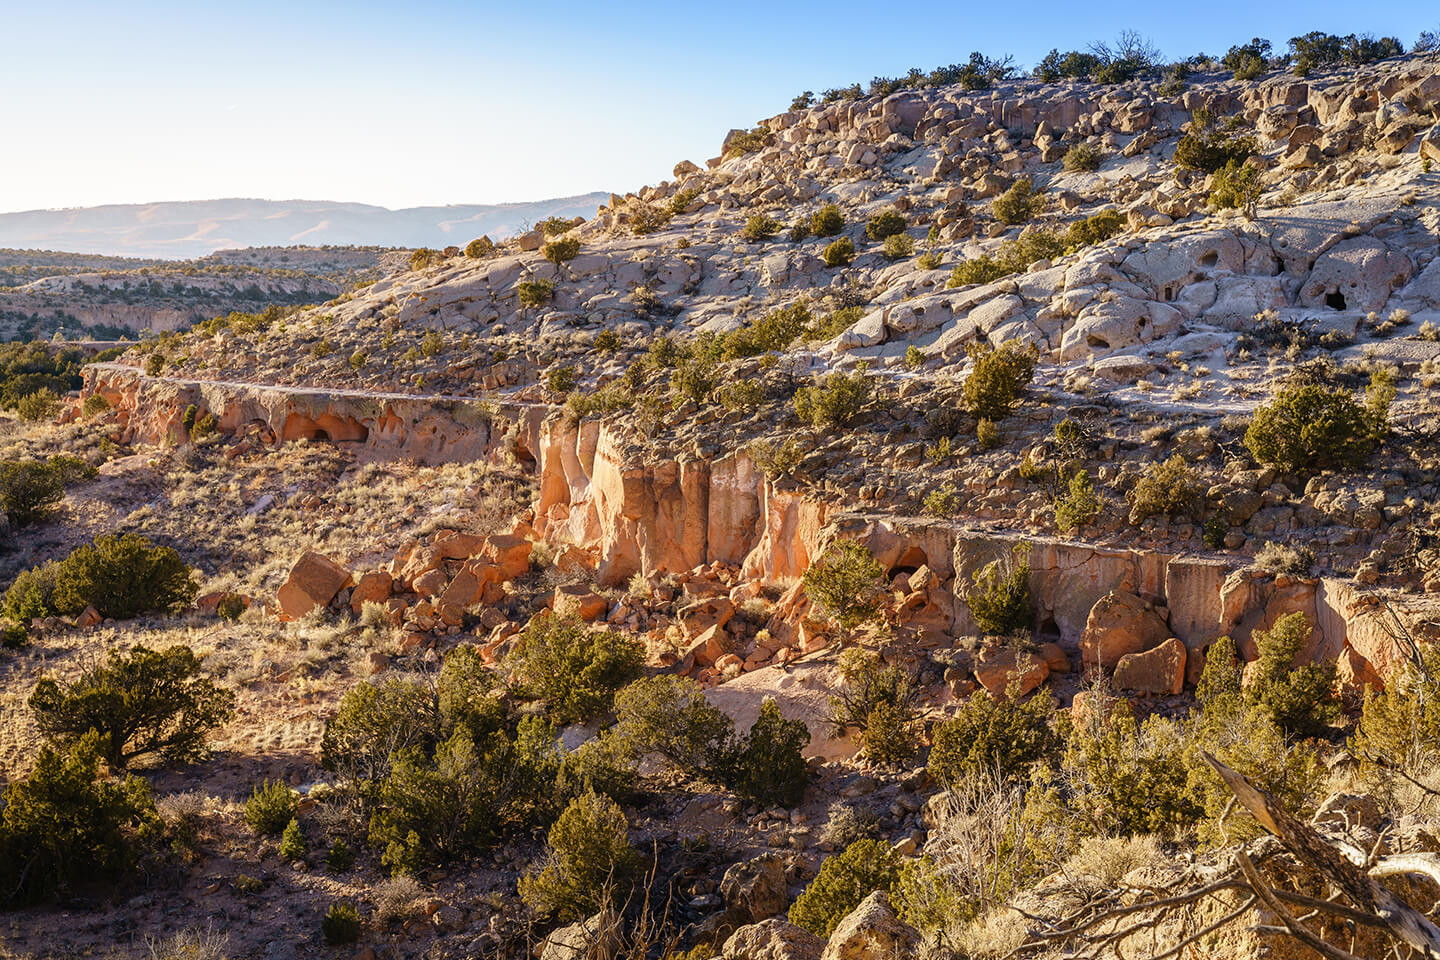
1114,637 -> 1187,695
722,920 -> 823,960
704,662 -> 855,760
973,645 -> 1049,698
349,570 -> 393,614
1079,590 -> 1170,670
820,891 -> 920,960
277,551 -> 353,620
720,852 -> 788,924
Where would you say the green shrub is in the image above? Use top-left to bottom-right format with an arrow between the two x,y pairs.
668,187 -> 701,216
916,250 -> 942,270
788,221 -> 812,243
829,649 -> 917,766
865,210 -> 907,241
145,353 -> 165,377
320,678 -> 442,785
1062,701 -> 1201,836
718,380 -> 765,413
369,728 -> 516,871
1288,31 -> 1402,76
904,345 -> 925,369
546,365 -> 577,394
279,817 -> 306,860
725,126 -> 774,158
806,305 -> 863,342
811,204 -> 845,237
518,790 -> 639,921
629,202 -> 672,235
517,278 -> 555,308
29,644 -> 235,769
0,455 -> 96,526
803,540 -> 885,633
822,237 -> 856,267
544,236 -> 581,270
1062,143 -> 1103,172
215,590 -> 245,621
794,368 -> 870,428
923,483 -> 960,517
742,214 -> 780,242
929,689 -> 1055,785
964,544 -> 1032,636
789,839 -> 900,936
1352,643 -> 1440,772
616,675 -> 734,773
721,698 -> 810,806
962,340 -> 1037,420
16,388 -> 59,422
1208,159 -> 1262,216
1,619 -> 26,648
947,211 -> 1123,288
0,734 -> 159,906
992,178 -> 1041,225
321,902 -> 362,945
1231,54 -> 1266,80
1,561 -> 59,623
326,839 -> 355,873
593,329 -> 621,352
711,301 -> 812,359
1054,469 -> 1100,533
465,236 -> 495,258
245,780 -> 299,835
1126,456 -> 1202,522
881,234 -> 915,261
1173,111 -> 1256,173
507,613 -> 644,725
747,437 -> 804,479
409,248 -> 439,271
1243,383 -> 1383,474
41,532 -> 198,619
1246,612 -> 1339,738
82,394 -> 110,417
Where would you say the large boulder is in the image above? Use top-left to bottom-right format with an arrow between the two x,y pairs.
538,910 -> 620,960
819,891 -> 920,960
1299,237 -> 1415,314
1113,637 -> 1187,695
276,552 -> 353,620
721,852 -> 789,924
973,645 -> 1049,698
723,919 -> 824,960
1079,590 -> 1170,671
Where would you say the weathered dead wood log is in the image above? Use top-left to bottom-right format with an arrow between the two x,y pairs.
1204,751 -> 1440,957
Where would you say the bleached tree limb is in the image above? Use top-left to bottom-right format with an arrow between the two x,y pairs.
1205,751 -> 1440,957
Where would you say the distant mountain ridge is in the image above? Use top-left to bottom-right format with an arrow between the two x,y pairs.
0,195 -> 610,259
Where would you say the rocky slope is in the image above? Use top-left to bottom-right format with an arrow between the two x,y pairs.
7,45 -> 1440,960
0,246 -> 407,338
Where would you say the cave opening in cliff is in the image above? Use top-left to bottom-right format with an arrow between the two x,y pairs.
887,547 -> 930,584
1326,290 -> 1347,310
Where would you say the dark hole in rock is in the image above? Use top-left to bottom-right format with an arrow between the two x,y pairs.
1326,291 -> 1347,310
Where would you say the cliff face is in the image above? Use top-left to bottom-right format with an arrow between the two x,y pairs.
528,414 -> 1430,689
84,362 -> 1434,692
533,417 -> 822,586
83,362 -> 547,465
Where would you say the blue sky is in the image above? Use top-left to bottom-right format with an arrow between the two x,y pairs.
2,0 -> 1434,213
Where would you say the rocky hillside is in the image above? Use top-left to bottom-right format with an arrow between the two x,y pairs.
4,39 -> 1440,960
0,246 -> 409,339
